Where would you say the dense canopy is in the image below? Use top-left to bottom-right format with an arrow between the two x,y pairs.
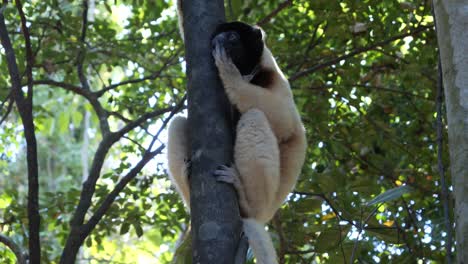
0,0 -> 451,263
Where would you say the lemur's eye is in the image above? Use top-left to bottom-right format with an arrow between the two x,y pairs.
228,32 -> 240,41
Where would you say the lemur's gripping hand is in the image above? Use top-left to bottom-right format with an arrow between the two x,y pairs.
212,46 -> 243,83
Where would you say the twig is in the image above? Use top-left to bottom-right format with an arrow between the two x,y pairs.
293,191 -> 354,225
307,83 -> 432,100
273,213 -> 287,264
293,22 -> 326,73
349,205 -> 379,263
289,25 -> 432,82
257,0 -> 293,27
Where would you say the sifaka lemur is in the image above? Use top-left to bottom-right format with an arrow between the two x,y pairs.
167,1 -> 307,263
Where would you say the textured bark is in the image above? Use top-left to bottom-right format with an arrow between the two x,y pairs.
0,7 -> 41,263
181,1 -> 243,263
433,1 -> 468,263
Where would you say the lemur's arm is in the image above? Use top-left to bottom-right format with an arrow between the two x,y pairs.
212,46 -> 274,113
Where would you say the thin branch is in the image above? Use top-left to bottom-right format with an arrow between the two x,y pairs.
33,80 -> 89,97
308,83 -> 432,100
349,206 -> 380,263
374,47 -> 410,64
79,0 -> 88,43
82,144 -> 164,238
95,49 -> 182,97
108,111 -> 131,123
33,79 -> 110,134
150,94 -> 187,150
293,191 -> 354,225
122,135 -> 146,152
15,0 -> 34,98
76,0 -> 90,91
257,0 -> 293,27
293,22 -> 326,73
0,233 -> 27,264
113,106 -> 176,139
289,25 -> 432,82
273,213 -> 287,264
0,93 -> 13,125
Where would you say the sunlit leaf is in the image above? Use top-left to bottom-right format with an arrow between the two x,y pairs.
366,186 -> 413,206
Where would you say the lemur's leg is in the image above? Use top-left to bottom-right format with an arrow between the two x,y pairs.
214,109 -> 280,223
167,116 -> 191,208
273,127 -> 307,210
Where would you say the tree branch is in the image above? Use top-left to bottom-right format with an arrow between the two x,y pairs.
289,25 -> 432,82
0,233 -> 27,264
15,0 -> 33,98
33,80 -> 90,98
60,95 -> 185,264
0,4 -> 41,262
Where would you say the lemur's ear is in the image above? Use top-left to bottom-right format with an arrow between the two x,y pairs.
253,26 -> 266,41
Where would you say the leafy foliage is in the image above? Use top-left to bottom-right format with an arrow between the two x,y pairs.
0,0 -> 450,263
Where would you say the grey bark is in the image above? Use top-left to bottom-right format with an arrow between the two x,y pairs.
180,0 -> 243,263
433,1 -> 468,263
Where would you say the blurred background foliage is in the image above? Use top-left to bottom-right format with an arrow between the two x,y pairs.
0,0 -> 449,263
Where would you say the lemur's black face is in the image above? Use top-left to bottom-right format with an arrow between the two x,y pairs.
212,22 -> 264,76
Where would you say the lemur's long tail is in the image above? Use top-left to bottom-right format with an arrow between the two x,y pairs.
242,218 -> 278,264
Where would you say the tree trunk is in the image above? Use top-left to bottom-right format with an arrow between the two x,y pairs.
181,1 -> 243,263
433,1 -> 468,263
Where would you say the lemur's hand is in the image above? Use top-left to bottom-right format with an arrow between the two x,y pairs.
212,45 -> 242,81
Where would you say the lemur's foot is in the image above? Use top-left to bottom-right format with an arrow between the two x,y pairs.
213,165 -> 241,189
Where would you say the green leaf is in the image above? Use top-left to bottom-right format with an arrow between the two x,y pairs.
295,197 -> 322,213
133,221 -> 143,237
366,227 -> 403,244
366,186 -> 412,206
120,222 -> 130,235
315,225 -> 351,253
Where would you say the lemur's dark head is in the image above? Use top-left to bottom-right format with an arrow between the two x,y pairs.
211,21 -> 264,76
